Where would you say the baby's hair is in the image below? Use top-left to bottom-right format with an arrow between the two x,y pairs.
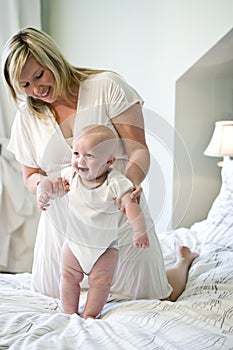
73,124 -> 117,157
74,124 -> 116,144
80,124 -> 116,140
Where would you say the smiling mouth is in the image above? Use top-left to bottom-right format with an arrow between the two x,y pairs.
38,87 -> 50,98
78,167 -> 89,172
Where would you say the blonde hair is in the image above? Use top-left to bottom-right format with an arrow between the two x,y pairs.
2,27 -> 105,118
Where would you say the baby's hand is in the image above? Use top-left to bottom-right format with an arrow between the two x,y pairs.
61,177 -> 70,193
51,177 -> 69,197
37,191 -> 52,210
37,177 -> 55,210
133,232 -> 150,249
36,177 -> 70,210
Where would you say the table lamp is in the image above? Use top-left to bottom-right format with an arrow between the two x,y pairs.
204,120 -> 233,166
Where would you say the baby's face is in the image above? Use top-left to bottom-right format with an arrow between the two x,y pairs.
72,136 -> 114,182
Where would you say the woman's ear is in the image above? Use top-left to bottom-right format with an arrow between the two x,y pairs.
107,156 -> 115,166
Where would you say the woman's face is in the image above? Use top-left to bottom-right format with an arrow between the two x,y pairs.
19,56 -> 57,103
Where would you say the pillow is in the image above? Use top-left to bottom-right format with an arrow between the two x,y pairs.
206,157 -> 233,228
190,158 -> 233,248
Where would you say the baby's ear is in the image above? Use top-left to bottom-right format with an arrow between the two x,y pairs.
107,156 -> 115,166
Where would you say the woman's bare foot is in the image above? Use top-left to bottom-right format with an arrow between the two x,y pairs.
177,246 -> 199,269
166,246 -> 199,302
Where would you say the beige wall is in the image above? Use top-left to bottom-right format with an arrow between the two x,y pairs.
173,30 -> 233,227
41,0 -> 233,232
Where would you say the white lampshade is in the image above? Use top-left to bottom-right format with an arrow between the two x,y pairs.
204,120 -> 233,157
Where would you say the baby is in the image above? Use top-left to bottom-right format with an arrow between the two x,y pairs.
38,125 -> 149,319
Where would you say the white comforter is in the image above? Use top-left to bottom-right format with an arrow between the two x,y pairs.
0,224 -> 232,350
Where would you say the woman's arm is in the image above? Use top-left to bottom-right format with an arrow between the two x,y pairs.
112,103 -> 150,199
22,165 -> 46,194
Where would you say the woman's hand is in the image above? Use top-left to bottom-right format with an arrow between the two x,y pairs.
114,184 -> 142,213
37,177 -> 69,210
130,184 -> 142,203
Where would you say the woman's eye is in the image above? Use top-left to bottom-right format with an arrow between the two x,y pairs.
73,152 -> 79,156
36,70 -> 44,79
21,82 -> 29,88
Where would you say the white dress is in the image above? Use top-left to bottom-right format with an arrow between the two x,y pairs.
8,72 -> 172,300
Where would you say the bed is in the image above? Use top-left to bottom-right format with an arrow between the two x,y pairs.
0,159 -> 233,349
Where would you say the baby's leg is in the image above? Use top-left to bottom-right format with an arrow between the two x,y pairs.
82,248 -> 118,319
60,242 -> 84,314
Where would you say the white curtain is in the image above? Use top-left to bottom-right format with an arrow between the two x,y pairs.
0,0 -> 41,272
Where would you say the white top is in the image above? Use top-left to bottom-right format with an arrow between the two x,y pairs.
63,168 -> 134,274
8,72 -> 143,176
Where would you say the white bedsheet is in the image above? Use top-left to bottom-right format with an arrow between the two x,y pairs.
0,224 -> 232,350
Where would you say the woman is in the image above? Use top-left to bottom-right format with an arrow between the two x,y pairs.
2,27 -> 198,302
